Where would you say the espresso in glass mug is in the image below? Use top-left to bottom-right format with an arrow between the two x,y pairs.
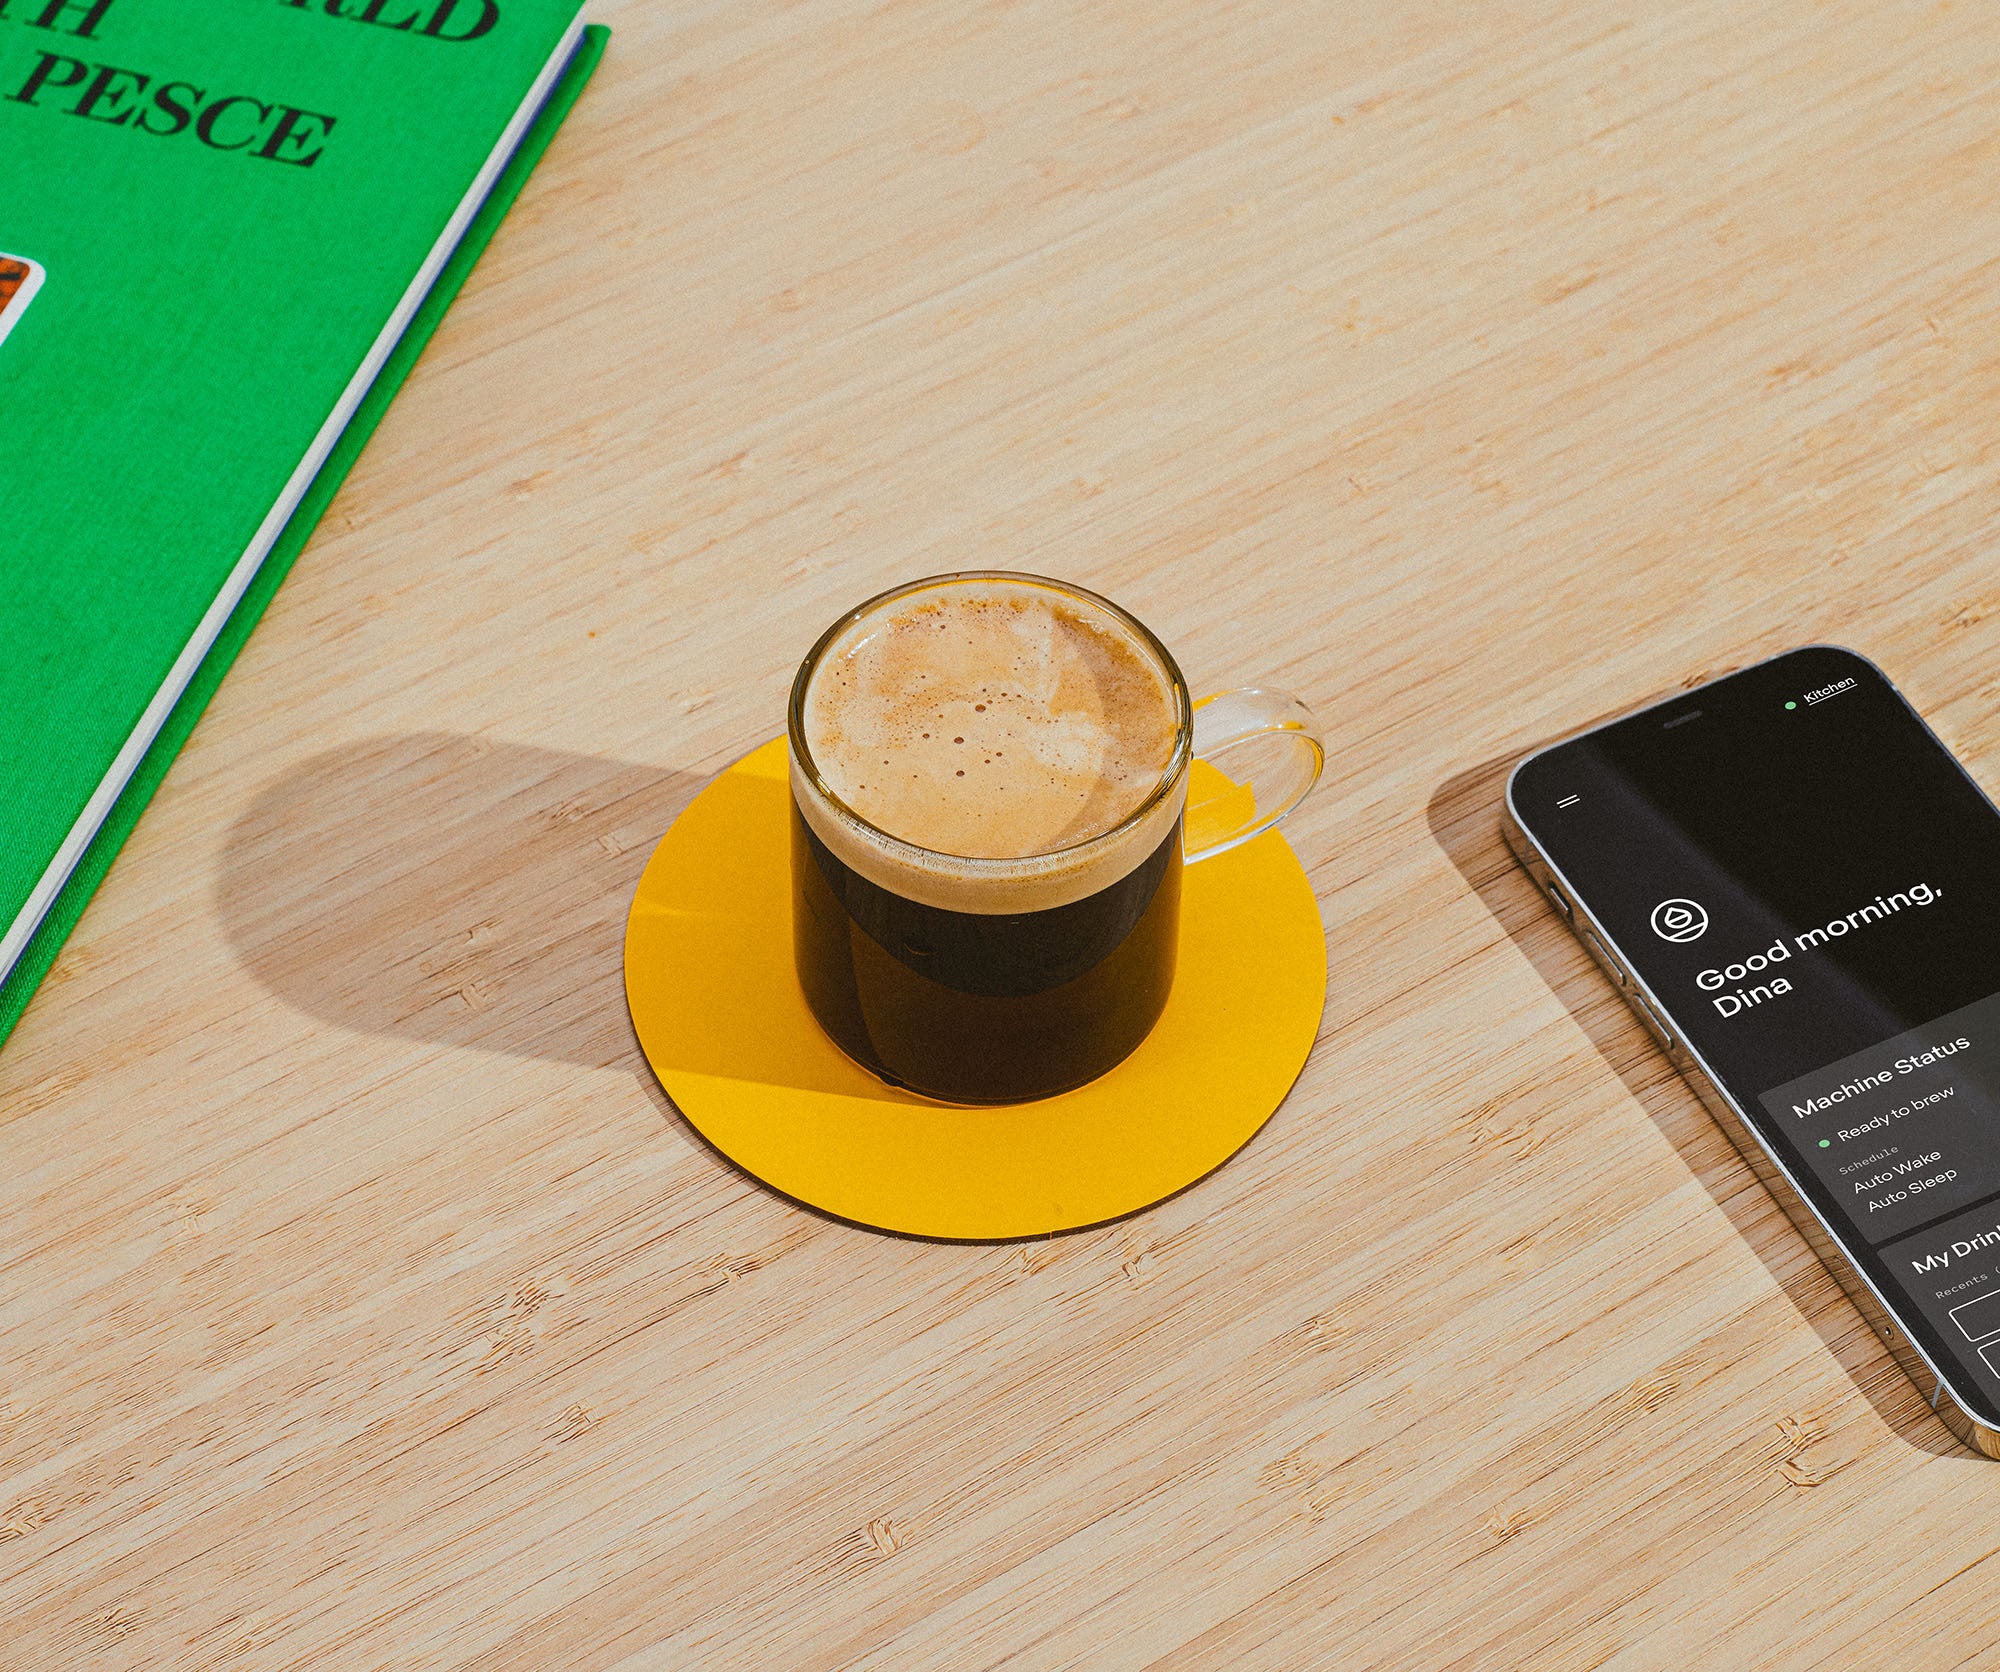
788,572 -> 1322,1104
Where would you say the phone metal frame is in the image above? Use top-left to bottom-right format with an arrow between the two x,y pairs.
1503,663 -> 2000,1459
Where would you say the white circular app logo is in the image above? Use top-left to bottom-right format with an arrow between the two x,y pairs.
1650,898 -> 1709,942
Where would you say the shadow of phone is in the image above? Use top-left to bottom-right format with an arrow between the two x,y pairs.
1427,746 -> 1960,1458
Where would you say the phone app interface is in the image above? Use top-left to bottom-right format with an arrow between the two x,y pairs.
1515,648 -> 2000,1422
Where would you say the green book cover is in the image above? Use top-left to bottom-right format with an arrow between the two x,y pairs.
0,0 -> 598,1031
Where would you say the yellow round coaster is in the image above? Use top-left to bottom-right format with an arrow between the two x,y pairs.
624,738 -> 1326,1240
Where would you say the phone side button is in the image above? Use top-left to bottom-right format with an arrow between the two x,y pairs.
1633,993 -> 1677,1053
1546,882 -> 1573,921
1580,928 -> 1625,985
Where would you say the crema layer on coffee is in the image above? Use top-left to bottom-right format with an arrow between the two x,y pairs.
793,577 -> 1188,913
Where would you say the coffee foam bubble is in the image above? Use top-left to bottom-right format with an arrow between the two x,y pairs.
793,578 -> 1188,913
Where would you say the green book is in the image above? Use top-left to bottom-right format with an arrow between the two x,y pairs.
0,0 -> 605,1044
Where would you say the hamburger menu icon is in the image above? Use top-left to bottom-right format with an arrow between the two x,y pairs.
1650,897 -> 1709,942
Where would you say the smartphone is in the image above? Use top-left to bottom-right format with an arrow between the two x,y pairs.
1506,645 -> 2000,1456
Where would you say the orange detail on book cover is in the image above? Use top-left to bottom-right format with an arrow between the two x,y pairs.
0,256 -> 44,344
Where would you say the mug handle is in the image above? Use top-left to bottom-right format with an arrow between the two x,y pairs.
1183,687 -> 1325,862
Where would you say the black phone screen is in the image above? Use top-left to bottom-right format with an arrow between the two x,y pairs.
1512,646 -> 2000,1426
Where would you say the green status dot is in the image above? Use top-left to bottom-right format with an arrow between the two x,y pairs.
1786,701 -> 1798,710
1820,1138 -> 1831,1148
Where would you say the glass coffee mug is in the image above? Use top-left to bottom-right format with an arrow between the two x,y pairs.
788,572 -> 1323,1104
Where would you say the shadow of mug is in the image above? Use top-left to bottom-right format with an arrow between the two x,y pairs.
218,733 -> 702,1072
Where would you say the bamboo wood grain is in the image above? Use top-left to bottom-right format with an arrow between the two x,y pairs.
7,0 -> 2000,1664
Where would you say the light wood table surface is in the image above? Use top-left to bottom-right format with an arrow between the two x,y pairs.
9,0 -> 2000,1664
